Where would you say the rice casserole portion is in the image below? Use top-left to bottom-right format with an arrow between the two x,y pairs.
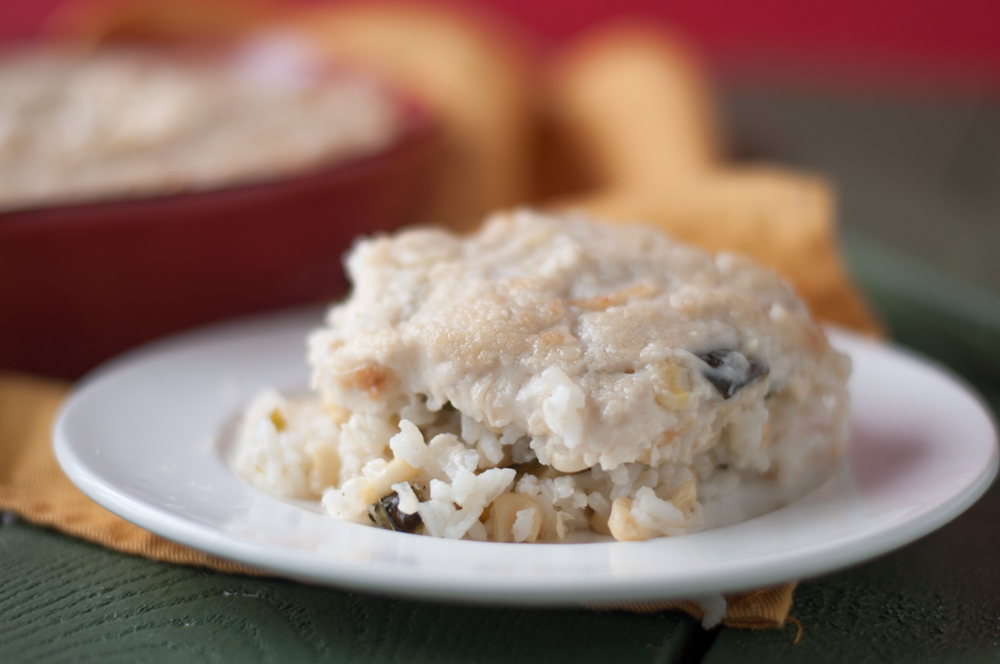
237,210 -> 851,542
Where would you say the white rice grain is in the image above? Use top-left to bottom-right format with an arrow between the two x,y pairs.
512,508 -> 537,542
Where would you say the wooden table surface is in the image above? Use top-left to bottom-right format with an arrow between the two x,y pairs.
3,88 -> 1000,663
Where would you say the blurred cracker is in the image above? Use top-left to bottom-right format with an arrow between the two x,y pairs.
544,24 -> 881,334
292,2 -> 536,231
542,25 -> 720,192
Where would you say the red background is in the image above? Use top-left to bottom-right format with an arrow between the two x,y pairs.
2,0 -> 999,88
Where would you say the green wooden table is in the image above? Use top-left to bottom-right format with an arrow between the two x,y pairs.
3,89 -> 999,663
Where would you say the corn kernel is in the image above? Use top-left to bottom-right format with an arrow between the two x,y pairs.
608,497 -> 653,541
491,493 -> 543,543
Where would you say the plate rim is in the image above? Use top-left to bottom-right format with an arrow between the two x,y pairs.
53,309 -> 1000,605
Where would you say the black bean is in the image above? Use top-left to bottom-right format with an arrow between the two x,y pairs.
695,349 -> 769,399
370,492 -> 423,533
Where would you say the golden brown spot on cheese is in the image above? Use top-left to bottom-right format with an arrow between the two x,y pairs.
341,363 -> 396,398
538,331 -> 565,346
568,281 -> 659,311
571,294 -> 612,311
658,429 -> 681,446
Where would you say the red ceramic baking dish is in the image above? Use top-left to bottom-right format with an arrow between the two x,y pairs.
0,102 -> 440,379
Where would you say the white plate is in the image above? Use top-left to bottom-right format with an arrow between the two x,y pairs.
54,308 -> 998,605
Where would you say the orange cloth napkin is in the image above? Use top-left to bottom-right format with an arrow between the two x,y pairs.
0,373 -> 257,575
0,372 -> 794,629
